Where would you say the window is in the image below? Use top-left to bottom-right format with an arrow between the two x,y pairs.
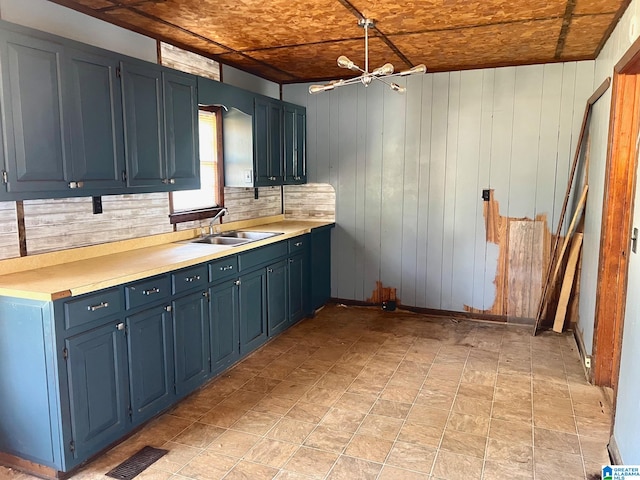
169,108 -> 224,223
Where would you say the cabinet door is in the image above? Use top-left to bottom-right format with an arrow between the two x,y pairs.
65,321 -> 129,459
268,101 -> 284,182
254,98 -> 270,186
66,47 -> 125,192
209,281 -> 239,374
163,70 -> 199,189
266,260 -> 288,336
284,104 -> 306,184
173,290 -> 209,396
121,61 -> 165,187
0,31 -> 69,193
126,305 -> 174,424
311,226 -> 333,311
288,253 -> 308,324
238,269 -> 267,355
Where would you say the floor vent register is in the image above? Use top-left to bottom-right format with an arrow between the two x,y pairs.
106,446 -> 168,480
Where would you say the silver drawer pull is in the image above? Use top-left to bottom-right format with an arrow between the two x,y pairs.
143,287 -> 160,295
185,275 -> 201,282
269,176 -> 276,181
294,242 -> 303,247
87,301 -> 109,312
220,265 -> 234,271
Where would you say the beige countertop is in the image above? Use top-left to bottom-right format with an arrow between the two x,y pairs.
0,218 -> 334,301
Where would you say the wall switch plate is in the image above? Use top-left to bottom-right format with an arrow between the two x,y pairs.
482,189 -> 491,201
244,169 -> 253,183
92,196 -> 103,214
585,356 -> 592,369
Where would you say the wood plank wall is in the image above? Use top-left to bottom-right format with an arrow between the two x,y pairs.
0,202 -> 19,260
284,61 -> 596,319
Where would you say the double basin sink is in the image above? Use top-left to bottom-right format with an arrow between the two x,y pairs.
191,230 -> 283,247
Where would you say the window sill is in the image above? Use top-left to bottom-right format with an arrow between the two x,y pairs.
169,207 -> 225,225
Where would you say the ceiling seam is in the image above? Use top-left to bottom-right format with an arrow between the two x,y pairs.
555,0 -> 578,58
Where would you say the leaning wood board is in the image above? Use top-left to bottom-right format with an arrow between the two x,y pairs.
553,233 -> 584,333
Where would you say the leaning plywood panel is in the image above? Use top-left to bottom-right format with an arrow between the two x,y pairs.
400,75 -> 424,306
452,69 -> 484,311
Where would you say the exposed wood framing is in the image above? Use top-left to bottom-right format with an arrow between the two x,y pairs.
15,201 -> 26,257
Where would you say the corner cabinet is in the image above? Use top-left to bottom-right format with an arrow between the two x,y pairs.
0,19 -> 199,201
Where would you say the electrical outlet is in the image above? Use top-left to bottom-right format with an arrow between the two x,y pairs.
585,356 -> 592,369
92,196 -> 103,214
482,189 -> 491,201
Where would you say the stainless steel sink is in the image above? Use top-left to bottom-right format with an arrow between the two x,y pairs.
189,230 -> 282,247
218,231 -> 282,240
192,236 -> 249,246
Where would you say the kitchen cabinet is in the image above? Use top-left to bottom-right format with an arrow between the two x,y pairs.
172,290 -> 210,397
283,103 -> 306,184
209,279 -> 240,374
65,320 -> 129,460
238,267 -> 268,355
254,97 -> 284,186
266,259 -> 288,336
0,29 -> 69,195
0,19 -> 199,200
310,225 -> 334,311
126,304 -> 174,424
66,47 -> 125,192
0,226 -> 333,476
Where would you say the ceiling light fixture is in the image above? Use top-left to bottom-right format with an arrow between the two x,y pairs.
309,18 -> 427,95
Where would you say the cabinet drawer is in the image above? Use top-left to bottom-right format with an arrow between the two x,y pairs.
209,256 -> 238,283
238,242 -> 288,272
288,235 -> 309,254
172,264 -> 207,295
64,288 -> 122,330
125,275 -> 170,310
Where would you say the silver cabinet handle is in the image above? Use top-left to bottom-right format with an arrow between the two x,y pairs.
289,258 -> 294,263
143,287 -> 160,295
87,301 -> 109,312
164,305 -> 172,312
295,242 -> 303,247
294,176 -> 301,180
116,322 -> 125,330
203,292 -> 209,299
185,275 -> 201,282
268,176 -> 276,181
234,280 -> 241,286
68,181 -> 84,189
267,268 -> 274,273
162,178 -> 176,185
220,265 -> 234,271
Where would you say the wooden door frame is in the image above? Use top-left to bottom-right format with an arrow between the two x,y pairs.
592,39 -> 640,388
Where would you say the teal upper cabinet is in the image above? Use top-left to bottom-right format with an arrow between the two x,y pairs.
163,71 -> 199,190
0,30 -> 69,195
122,62 -> 199,190
283,103 -> 306,185
0,20 -> 199,200
197,76 -> 253,114
254,97 -> 284,186
66,47 -> 125,192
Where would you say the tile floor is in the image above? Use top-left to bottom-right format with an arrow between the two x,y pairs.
1,305 -> 612,480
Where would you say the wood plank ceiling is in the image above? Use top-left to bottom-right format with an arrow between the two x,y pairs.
49,0 -> 630,83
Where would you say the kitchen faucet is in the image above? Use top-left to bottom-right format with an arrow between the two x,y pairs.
209,208 -> 228,235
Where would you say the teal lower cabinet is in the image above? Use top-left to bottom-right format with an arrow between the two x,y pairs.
266,259 -> 288,336
0,226 -> 334,476
65,320 -> 129,461
126,304 -> 174,424
287,253 -> 308,325
238,268 -> 268,355
209,279 -> 240,375
172,290 -> 210,397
